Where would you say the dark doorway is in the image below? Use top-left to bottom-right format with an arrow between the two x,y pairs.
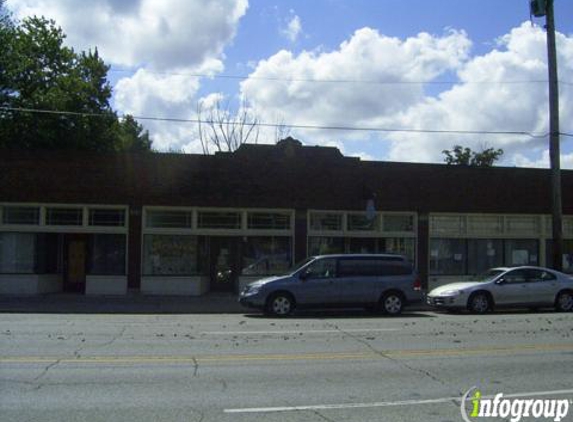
209,237 -> 240,293
64,234 -> 87,293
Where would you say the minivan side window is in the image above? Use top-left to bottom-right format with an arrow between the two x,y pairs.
304,258 -> 337,279
381,262 -> 412,276
338,259 -> 381,277
338,258 -> 411,277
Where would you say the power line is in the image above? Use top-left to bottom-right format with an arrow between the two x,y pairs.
1,106 -> 559,138
108,68 -> 573,87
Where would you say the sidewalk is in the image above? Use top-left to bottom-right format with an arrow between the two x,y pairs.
0,292 -> 245,314
0,293 -> 432,314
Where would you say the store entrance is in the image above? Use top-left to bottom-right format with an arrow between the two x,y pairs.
209,237 -> 240,293
64,234 -> 87,293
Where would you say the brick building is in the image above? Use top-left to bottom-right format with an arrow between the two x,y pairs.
1,138 -> 572,295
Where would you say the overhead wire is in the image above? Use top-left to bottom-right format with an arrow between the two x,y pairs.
108,68 -> 573,86
1,106 -> 565,139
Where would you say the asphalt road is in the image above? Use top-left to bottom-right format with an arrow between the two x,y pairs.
1,309 -> 572,422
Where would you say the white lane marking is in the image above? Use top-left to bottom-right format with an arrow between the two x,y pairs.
202,328 -> 400,335
224,389 -> 573,414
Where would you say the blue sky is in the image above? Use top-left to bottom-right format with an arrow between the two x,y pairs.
7,0 -> 573,167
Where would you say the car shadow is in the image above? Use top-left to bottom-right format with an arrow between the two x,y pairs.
243,309 -> 436,319
429,307 -> 563,316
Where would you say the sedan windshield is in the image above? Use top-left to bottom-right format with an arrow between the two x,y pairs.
474,269 -> 505,282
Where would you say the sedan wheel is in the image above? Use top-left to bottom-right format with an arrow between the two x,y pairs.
381,293 -> 403,316
555,291 -> 573,312
468,292 -> 491,314
267,293 -> 294,316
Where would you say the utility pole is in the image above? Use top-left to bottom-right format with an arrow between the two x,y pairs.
546,0 -> 563,271
531,0 -> 562,270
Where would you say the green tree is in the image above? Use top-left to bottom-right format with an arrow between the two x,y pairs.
116,115 -> 152,152
442,145 -> 504,167
0,13 -> 151,152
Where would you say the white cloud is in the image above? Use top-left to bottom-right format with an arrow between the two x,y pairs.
114,57 -> 223,115
7,1 -> 573,164
7,0 -> 248,151
240,23 -> 573,168
385,23 -> 573,167
513,150 -> 573,169
7,0 -> 249,69
241,27 -> 471,144
282,13 -> 302,43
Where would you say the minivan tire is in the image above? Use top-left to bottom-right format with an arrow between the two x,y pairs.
265,292 -> 295,317
380,292 -> 404,316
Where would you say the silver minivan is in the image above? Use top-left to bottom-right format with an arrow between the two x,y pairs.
239,254 -> 422,316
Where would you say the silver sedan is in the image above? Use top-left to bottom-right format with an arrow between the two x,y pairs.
427,266 -> 573,314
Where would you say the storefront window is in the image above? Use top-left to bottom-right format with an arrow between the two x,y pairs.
383,215 -> 414,232
309,213 -> 343,231
46,208 -> 83,226
87,234 -> 126,275
2,206 -> 40,225
247,213 -> 291,230
146,210 -> 193,229
241,237 -> 292,276
381,238 -> 416,262
546,240 -> 573,274
35,233 -> 61,274
430,238 -> 466,275
348,238 -> 376,253
347,214 -> 377,231
467,239 -> 503,275
89,209 -> 126,227
308,237 -> 345,256
143,235 -> 199,275
504,239 -> 538,266
197,212 -> 241,229
0,233 -> 36,273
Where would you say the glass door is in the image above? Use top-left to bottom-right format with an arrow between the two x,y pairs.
64,235 -> 86,293
209,237 -> 240,293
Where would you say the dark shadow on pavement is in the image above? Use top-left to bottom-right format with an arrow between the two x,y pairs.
0,293 -> 244,315
243,309 -> 436,319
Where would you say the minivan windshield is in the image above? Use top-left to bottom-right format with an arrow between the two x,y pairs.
473,269 -> 505,282
284,257 -> 315,275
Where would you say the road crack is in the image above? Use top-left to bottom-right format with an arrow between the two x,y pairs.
329,323 -> 464,403
192,357 -> 199,377
33,359 -> 61,382
95,325 -> 127,348
312,409 -> 339,422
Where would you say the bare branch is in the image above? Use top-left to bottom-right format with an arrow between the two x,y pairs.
196,97 -> 261,154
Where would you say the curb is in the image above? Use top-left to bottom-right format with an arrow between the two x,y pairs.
0,294 -> 434,315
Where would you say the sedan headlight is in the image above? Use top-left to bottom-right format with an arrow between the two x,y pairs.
244,285 -> 261,295
439,290 -> 463,297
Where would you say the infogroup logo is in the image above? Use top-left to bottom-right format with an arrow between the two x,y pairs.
461,387 -> 571,422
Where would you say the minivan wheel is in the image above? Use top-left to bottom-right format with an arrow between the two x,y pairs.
381,292 -> 403,316
468,292 -> 491,314
266,293 -> 295,317
555,291 -> 573,312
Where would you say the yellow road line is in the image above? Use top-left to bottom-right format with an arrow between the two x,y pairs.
1,343 -> 572,365
0,344 -> 573,364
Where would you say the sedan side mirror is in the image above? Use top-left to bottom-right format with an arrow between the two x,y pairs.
495,278 -> 506,285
